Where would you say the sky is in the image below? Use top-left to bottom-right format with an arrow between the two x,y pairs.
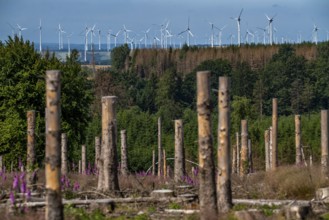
0,0 -> 328,46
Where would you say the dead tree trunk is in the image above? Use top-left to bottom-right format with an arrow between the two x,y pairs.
248,139 -> 253,173
265,129 -> 270,171
96,136 -> 103,190
163,149 -> 167,178
120,130 -> 128,176
0,156 -> 2,171
217,76 -> 232,212
81,145 -> 86,174
152,150 -> 156,176
321,110 -> 329,178
295,115 -> 302,166
102,96 -> 120,192
269,126 -> 273,169
174,119 -> 185,182
240,120 -> 248,176
197,71 -> 218,219
78,160 -> 81,174
232,147 -> 237,174
27,110 -> 36,190
158,117 -> 163,177
236,132 -> 240,175
272,98 -> 278,170
61,133 -> 68,176
45,70 -> 63,220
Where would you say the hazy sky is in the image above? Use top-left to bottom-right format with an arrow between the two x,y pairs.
0,0 -> 328,45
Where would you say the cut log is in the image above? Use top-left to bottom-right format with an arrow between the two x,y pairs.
151,189 -> 174,198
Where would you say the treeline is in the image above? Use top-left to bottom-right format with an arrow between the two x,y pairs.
0,36 -> 329,172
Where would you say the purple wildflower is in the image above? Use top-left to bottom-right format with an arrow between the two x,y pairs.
9,191 -> 15,205
192,166 -> 199,177
73,181 -> 80,191
18,158 -> 22,170
19,172 -> 25,180
13,175 -> 19,189
20,181 -> 27,193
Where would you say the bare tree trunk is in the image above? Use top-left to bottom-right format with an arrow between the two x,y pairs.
27,110 -> 36,190
174,119 -> 185,182
96,136 -> 103,190
78,160 -> 81,174
158,117 -> 163,177
265,129 -> 270,171
272,98 -> 278,170
95,136 -> 101,168
120,130 -> 128,176
321,110 -> 329,178
240,120 -> 248,176
295,115 -> 302,166
61,133 -> 68,176
269,126 -> 273,169
102,96 -> 120,192
163,149 -> 167,178
81,145 -> 86,174
248,139 -> 253,173
197,71 -> 218,219
0,156 -> 2,171
232,147 -> 237,174
236,132 -> 240,176
217,76 -> 232,212
45,70 -> 63,220
152,150 -> 156,176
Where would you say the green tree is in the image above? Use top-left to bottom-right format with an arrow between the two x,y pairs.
111,44 -> 130,70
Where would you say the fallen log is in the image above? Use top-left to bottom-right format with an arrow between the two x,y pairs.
233,199 -> 310,206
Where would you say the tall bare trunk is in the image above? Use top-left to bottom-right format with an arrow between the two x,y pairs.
120,130 -> 128,176
197,71 -> 218,219
264,129 -> 270,171
272,98 -> 278,170
217,76 -> 232,212
248,139 -> 253,173
152,150 -> 156,176
27,110 -> 36,189
174,119 -> 185,182
232,146 -> 237,174
102,96 -> 120,192
0,156 -> 2,171
295,115 -> 302,166
95,136 -> 101,167
96,136 -> 103,190
158,117 -> 163,177
240,120 -> 248,176
236,132 -> 240,175
163,149 -> 167,178
61,133 -> 68,176
81,145 -> 86,174
78,160 -> 81,174
321,110 -> 329,178
45,70 -> 63,220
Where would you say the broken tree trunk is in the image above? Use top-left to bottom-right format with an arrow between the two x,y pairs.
45,70 -> 63,220
232,146 -> 237,174
236,132 -> 240,175
240,120 -> 248,176
152,150 -> 156,176
272,98 -> 278,170
102,96 -> 120,192
61,133 -> 68,176
197,71 -> 218,219
174,119 -> 185,182
295,115 -> 302,166
120,130 -> 128,176
78,160 -> 81,174
217,76 -> 232,212
81,145 -> 86,174
264,129 -> 270,171
163,149 -> 167,178
158,117 -> 163,177
96,136 -> 103,190
27,110 -> 36,190
248,139 -> 253,173
95,136 -> 101,168
321,110 -> 329,178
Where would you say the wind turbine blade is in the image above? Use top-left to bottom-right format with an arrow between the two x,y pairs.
188,30 -> 194,37
239,8 -> 244,18
265,14 -> 270,20
178,30 -> 187,35
21,28 -> 27,31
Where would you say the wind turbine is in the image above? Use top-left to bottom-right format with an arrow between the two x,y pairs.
178,17 -> 194,46
17,24 -> 27,39
106,29 -> 112,51
58,24 -> 62,50
90,25 -> 96,50
257,27 -> 267,44
265,13 -> 276,45
215,25 -> 226,47
83,26 -> 91,62
142,27 -> 151,48
97,29 -> 101,50
208,22 -> 216,48
231,8 -> 243,46
38,20 -> 42,52
111,29 -> 121,47
312,24 -> 319,45
67,33 -> 73,56
122,25 -> 132,44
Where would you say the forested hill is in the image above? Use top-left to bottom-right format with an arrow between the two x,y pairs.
127,43 -> 318,77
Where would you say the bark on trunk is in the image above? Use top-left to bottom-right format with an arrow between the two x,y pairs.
158,117 -> 163,177
95,136 -> 101,169
96,136 -> 103,190
197,71 -> 218,219
295,115 -> 302,166
61,133 -> 68,176
152,150 -> 156,176
272,98 -> 278,170
321,110 -> 329,178
27,110 -> 36,190
240,120 -> 248,176
163,149 -> 167,178
248,139 -> 253,173
45,70 -> 63,220
78,160 -> 81,174
81,145 -> 86,174
232,146 -> 237,174
102,96 -> 120,192
236,132 -> 240,175
217,77 -> 232,212
174,119 -> 185,182
264,129 -> 270,171
120,130 -> 128,176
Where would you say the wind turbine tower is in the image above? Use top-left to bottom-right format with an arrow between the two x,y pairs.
266,14 -> 276,45
38,20 -> 42,53
215,25 -> 226,47
178,17 -> 194,47
231,8 -> 243,46
312,24 -> 319,45
98,29 -> 101,50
